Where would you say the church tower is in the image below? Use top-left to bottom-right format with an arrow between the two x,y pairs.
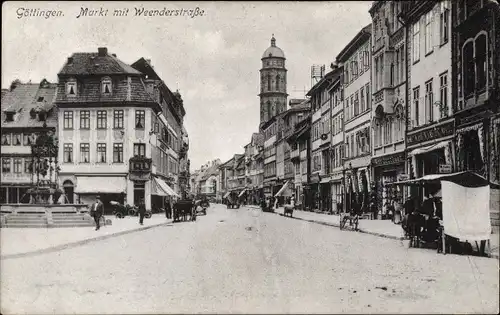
259,35 -> 288,126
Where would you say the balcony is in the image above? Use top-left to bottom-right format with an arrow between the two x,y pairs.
129,157 -> 152,173
389,27 -> 404,48
372,88 -> 396,115
290,148 -> 300,161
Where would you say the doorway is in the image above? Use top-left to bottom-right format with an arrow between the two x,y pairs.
134,181 -> 145,206
63,180 -> 74,203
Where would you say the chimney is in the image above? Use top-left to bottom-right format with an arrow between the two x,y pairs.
146,59 -> 152,65
98,47 -> 108,56
67,57 -> 74,64
112,53 -> 117,57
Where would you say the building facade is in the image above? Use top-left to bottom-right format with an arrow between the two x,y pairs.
56,47 -> 165,213
369,2 -> 408,217
244,133 -> 264,205
328,69 -> 345,214
1,80 -> 58,204
337,24 -> 373,215
451,0 -> 500,226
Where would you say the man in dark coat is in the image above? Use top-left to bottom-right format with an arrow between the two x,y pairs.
90,196 -> 104,231
165,199 -> 172,219
138,201 -> 146,225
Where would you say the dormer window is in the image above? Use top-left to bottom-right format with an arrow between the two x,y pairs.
66,79 -> 77,97
101,77 -> 112,95
5,112 -> 14,122
37,97 -> 44,102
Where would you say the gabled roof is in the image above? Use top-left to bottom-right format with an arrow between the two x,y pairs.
251,132 -> 264,147
336,24 -> 372,63
59,51 -> 142,76
306,67 -> 342,97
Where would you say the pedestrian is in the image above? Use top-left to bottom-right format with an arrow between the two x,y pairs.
138,201 -> 146,225
90,196 -> 104,231
165,199 -> 172,219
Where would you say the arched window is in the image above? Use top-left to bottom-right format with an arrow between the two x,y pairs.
276,75 -> 280,91
475,33 -> 487,92
462,40 -> 475,98
101,77 -> 112,95
267,74 -> 272,91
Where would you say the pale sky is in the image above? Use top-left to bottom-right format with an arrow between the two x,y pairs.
2,1 -> 372,170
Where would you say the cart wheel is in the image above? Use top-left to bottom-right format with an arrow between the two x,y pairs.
145,212 -> 152,219
128,209 -> 136,216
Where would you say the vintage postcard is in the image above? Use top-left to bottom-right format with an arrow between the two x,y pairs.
1,1 -> 499,314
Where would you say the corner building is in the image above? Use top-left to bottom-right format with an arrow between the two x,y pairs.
56,48 -> 162,212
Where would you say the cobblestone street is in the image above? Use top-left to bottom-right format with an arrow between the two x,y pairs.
1,204 -> 498,314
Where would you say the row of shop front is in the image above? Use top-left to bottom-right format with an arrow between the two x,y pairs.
250,113 -> 499,218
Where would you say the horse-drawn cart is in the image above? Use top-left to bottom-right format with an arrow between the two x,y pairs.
386,171 -> 497,256
173,199 -> 196,222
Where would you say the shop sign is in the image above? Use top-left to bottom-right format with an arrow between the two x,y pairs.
310,173 -> 320,184
371,152 -> 405,167
439,164 -> 452,174
407,121 -> 454,146
456,109 -> 492,127
129,172 -> 150,181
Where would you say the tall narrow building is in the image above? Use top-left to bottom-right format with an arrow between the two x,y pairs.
259,35 -> 288,127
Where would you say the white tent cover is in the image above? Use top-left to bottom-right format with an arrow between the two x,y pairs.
441,181 -> 491,240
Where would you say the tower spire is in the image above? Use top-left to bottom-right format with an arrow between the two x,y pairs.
271,34 -> 276,47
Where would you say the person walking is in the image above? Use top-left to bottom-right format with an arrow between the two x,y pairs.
165,199 -> 172,219
138,201 -> 146,225
90,196 -> 104,231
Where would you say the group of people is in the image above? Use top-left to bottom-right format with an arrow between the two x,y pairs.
89,196 -> 148,231
402,190 -> 443,242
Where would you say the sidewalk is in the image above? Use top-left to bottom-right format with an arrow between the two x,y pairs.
1,214 -> 172,259
248,205 -> 499,259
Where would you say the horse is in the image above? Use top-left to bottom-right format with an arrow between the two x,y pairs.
284,199 -> 295,217
402,212 -> 426,247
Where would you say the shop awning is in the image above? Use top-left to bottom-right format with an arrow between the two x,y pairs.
386,171 -> 500,188
155,177 -> 180,198
223,192 -> 231,199
75,176 -> 126,194
275,180 -> 290,197
408,140 -> 450,156
238,189 -> 247,197
152,178 -> 168,196
320,177 -> 330,184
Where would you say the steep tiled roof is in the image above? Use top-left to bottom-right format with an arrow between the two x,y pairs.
1,83 -> 57,129
251,132 -> 264,147
56,76 -> 156,104
201,164 -> 219,180
59,52 -> 142,76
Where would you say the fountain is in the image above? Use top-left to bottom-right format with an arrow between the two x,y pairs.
0,126 -> 99,228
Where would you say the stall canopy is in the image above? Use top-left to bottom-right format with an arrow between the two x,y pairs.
386,171 -> 497,241
155,177 -> 180,198
74,176 -> 126,194
275,180 -> 290,197
386,171 -> 500,188
238,189 -> 247,197
223,192 -> 231,199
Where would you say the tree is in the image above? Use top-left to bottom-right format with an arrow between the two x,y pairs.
10,79 -> 21,91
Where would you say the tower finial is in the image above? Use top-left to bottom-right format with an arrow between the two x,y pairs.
271,34 -> 276,47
